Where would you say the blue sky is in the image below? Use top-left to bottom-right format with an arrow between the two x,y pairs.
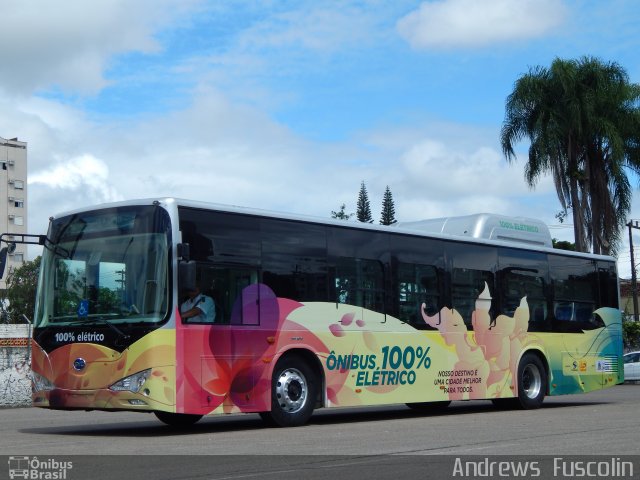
1,0 -> 639,275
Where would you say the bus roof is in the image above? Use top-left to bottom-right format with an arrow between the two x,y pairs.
49,197 -> 616,263
397,213 -> 553,248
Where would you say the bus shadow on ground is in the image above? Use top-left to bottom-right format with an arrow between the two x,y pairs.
19,398 -> 608,438
308,398 -> 608,426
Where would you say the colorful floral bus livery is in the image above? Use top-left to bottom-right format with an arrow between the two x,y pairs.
32,282 -> 621,415
18,199 -> 622,427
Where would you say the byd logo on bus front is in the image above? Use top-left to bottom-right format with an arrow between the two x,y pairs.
8,456 -> 73,479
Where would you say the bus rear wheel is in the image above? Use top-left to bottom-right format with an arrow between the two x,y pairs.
260,355 -> 317,427
516,353 -> 546,409
154,411 -> 203,427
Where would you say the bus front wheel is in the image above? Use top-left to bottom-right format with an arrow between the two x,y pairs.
260,355 -> 317,427
154,411 -> 203,427
515,353 -> 547,409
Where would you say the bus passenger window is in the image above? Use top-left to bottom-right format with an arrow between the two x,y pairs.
261,218 -> 328,303
335,257 -> 384,313
452,268 -> 494,329
551,258 -> 599,331
397,263 -> 440,329
499,269 -> 547,329
191,266 -> 258,325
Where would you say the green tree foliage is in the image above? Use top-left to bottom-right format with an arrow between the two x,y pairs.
380,186 -> 398,225
501,56 -> 640,255
53,260 -> 84,317
4,256 -> 40,323
331,203 -> 353,221
552,238 -> 576,251
96,287 -> 120,314
53,261 -> 121,317
356,181 -> 373,223
623,317 -> 640,351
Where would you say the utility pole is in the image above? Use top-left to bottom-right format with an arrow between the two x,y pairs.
628,221 -> 640,321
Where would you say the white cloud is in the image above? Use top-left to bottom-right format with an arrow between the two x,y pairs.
0,0 -> 200,95
180,4 -> 392,111
0,1 -> 581,260
397,0 -> 567,50
12,80 -> 556,239
29,154 -> 123,203
384,136 -> 558,223
232,4 -> 385,56
11,83 -> 564,262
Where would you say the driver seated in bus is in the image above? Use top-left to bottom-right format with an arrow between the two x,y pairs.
180,284 -> 216,323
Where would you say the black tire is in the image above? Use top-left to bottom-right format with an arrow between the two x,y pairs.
406,401 -> 451,411
515,353 -> 547,409
154,411 -> 203,427
260,354 -> 318,427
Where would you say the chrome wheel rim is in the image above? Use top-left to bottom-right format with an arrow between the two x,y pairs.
522,363 -> 542,399
275,367 -> 307,413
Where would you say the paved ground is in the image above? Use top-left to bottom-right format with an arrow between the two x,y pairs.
1,384 -> 638,479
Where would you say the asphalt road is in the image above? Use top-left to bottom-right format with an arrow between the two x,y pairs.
1,384 -> 638,479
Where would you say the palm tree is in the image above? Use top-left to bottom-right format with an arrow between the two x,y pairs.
579,59 -> 640,254
501,56 -> 640,254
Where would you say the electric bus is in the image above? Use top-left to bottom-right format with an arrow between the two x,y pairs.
0,198 -> 623,427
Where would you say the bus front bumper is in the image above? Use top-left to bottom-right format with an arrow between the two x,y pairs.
32,387 -> 168,411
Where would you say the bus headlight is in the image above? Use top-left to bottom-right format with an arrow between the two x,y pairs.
109,369 -> 151,393
31,372 -> 55,392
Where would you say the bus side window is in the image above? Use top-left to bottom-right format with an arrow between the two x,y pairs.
598,263 -> 619,309
261,218 -> 328,303
550,257 -> 600,332
397,263 -> 440,329
499,269 -> 548,329
451,268 -> 494,329
197,266 -> 258,325
335,257 -> 384,313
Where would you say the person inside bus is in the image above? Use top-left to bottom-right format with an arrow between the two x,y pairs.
180,284 -> 216,323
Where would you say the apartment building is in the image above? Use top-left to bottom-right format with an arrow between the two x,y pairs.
0,136 -> 27,290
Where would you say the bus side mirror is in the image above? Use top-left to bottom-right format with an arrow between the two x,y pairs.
0,243 -> 16,279
179,260 -> 196,292
0,247 -> 7,279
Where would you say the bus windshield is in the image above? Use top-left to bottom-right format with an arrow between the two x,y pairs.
34,205 -> 172,328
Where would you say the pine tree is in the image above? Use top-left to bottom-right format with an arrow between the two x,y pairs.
380,186 -> 397,225
356,181 -> 373,223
